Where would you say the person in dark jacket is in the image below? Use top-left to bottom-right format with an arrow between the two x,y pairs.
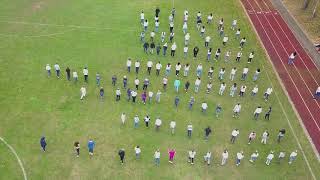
118,149 -> 125,164
74,141 -> 80,157
40,136 -> 47,152
155,7 -> 160,17
204,126 -> 212,140
143,42 -> 149,54
277,129 -> 286,143
193,46 -> 199,58
66,67 -> 71,81
99,87 -> 104,99
156,44 -> 161,55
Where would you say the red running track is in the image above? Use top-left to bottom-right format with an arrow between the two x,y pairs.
241,0 -> 320,153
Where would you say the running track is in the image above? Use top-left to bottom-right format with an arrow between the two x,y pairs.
241,0 -> 320,153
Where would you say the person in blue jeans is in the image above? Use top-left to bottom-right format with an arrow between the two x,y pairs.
40,136 -> 47,152
87,139 -> 95,156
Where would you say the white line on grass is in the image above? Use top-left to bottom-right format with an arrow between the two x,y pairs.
0,28 -> 76,38
0,137 -> 28,180
240,1 -> 318,179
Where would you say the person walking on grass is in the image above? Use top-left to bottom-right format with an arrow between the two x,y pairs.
45,64 -> 51,77
289,150 -> 298,164
123,76 -> 128,89
111,75 -> 117,86
188,150 -> 196,165
194,77 -> 201,93
154,149 -> 161,166
168,149 -> 176,164
251,85 -> 259,96
233,103 -> 241,118
163,42 -> 168,56
118,149 -> 125,164
193,46 -> 199,58
278,151 -> 286,164
87,139 -> 95,157
144,115 -> 150,128
147,60 -> 153,75
215,104 -> 222,117
239,37 -> 246,49
99,87 -> 104,99
248,51 -> 254,63
248,131 -> 256,144
288,52 -> 297,65
249,150 -> 259,163
187,123 -> 193,138
175,62 -> 182,76
120,113 -> 126,125
218,68 -> 225,81
241,67 -> 249,80
236,51 -> 242,62
170,120 -> 176,135
266,151 -> 274,166
204,126 -> 212,140
54,63 -> 61,78
225,50 -> 231,62
156,90 -> 161,103
155,117 -> 162,131
236,151 -> 244,166
126,58 -> 132,73
201,102 -> 208,113
131,90 -> 137,103
127,88 -> 132,101
206,82 -> 213,94
185,81 -> 190,93
156,43 -> 161,55
141,91 -> 147,104
80,86 -> 86,100
134,146 -> 141,159
66,67 -> 71,81
135,60 -> 140,74
134,115 -> 139,128
230,83 -> 237,97
205,36 -> 211,47
221,149 -> 229,165
239,85 -> 247,97
236,28 -> 241,39
253,106 -> 262,120
156,62 -> 162,76
184,64 -> 190,77
116,88 -> 121,101
189,96 -> 195,110
163,77 -> 168,91
264,87 -> 273,101
148,91 -> 153,103
230,67 -> 237,81
40,136 -> 47,152
96,72 -> 101,86
265,106 -> 272,120
171,42 -> 177,57
277,129 -> 286,143
174,78 -> 181,93
204,151 -> 212,165
230,129 -> 240,144
219,82 -> 226,95
174,96 -> 180,108
83,67 -> 88,82
207,67 -> 214,79
261,130 -> 269,144
74,141 -> 80,157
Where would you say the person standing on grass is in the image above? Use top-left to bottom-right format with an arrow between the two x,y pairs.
201,102 -> 208,113
127,88 -> 132,101
144,115 -> 150,128
251,85 -> 259,96
207,67 -> 214,79
278,151 -> 286,163
169,21 -> 174,33
253,106 -> 262,120
74,141 -> 80,157
225,50 -> 231,62
140,31 -> 145,42
143,78 -> 149,90
222,35 -> 229,46
239,37 -> 246,49
73,71 -> 78,82
155,20 -> 160,32
236,28 -> 241,39
169,32 -> 175,43
266,151 -> 274,166
154,149 -> 161,166
200,26 -> 206,37
40,136 -> 47,152
185,33 -> 190,45
143,41 -> 149,54
80,86 -> 86,100
248,131 -> 256,144
204,151 -> 212,165
241,66 -> 249,80
219,82 -> 226,95
221,149 -> 229,165
188,150 -> 196,165
83,67 -> 88,82
218,18 -> 224,30
45,64 -> 51,77
207,13 -> 213,24
187,123 -> 193,138
134,146 -> 141,159
219,26 -> 224,37
148,91 -> 153,103
277,129 -> 286,143
204,126 -> 212,140
196,64 -> 203,77
194,77 -> 201,93
239,85 -> 247,97
168,149 -> 176,164
155,117 -> 162,131
135,60 -> 140,74
264,106 -> 272,120
189,96 -> 195,110
116,88 -> 121,101
193,46 -> 199,58
249,150 -> 259,163
87,139 -> 95,156
230,129 -> 240,144
289,150 -> 298,164
261,130 -> 269,144
170,120 -> 176,135
175,62 -> 182,76
236,151 -> 244,166
165,63 -> 171,76
147,60 -> 153,75
231,19 -> 237,30
156,43 -> 161,55
313,86 -> 320,99
215,104 -> 222,118
207,48 -> 212,61
143,19 -> 148,31
205,36 -> 211,47
156,61 -> 162,76
163,77 -> 168,91
233,103 -> 241,118
236,51 -> 242,62
127,58 -> 132,72
118,149 -> 125,164
230,83 -> 237,97
215,49 -> 222,61
174,96 -> 180,108
161,32 -> 166,43
99,87 -> 104,99
156,90 -> 161,103
123,76 -> 128,89
248,51 -> 254,63
121,113 -> 126,125
140,10 -> 144,24
66,67 -> 71,81
174,78 -> 181,93
264,87 -> 273,101
131,90 -> 137,103
96,72 -> 101,86
206,82 -> 213,94
134,115 -> 139,128
230,67 -> 237,81
141,91 -> 147,104
150,41 -> 155,54
163,42 -> 168,56
185,81 -> 190,93
184,64 -> 190,77
54,63 -> 61,78
288,52 -> 297,65
112,75 -> 117,86
134,78 -> 140,90
171,42 -> 177,57
253,68 -> 261,81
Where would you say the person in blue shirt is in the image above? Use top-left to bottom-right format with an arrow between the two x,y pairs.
174,79 -> 181,93
40,136 -> 47,152
87,139 -> 95,156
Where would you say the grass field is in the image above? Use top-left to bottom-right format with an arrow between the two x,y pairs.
0,0 -> 319,179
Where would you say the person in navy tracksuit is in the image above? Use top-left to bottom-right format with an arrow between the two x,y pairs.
40,136 -> 47,152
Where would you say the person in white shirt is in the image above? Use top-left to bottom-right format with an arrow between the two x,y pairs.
206,82 -> 213,93
249,150 -> 259,163
204,151 -> 212,165
251,85 -> 259,96
239,37 -> 246,48
266,151 -> 274,165
230,129 -> 240,143
45,64 -> 51,77
225,50 -> 231,62
184,33 -> 190,45
187,123 -> 193,138
155,117 -> 162,131
175,62 -> 182,75
155,20 -> 160,32
236,28 -> 241,39
135,146 -> 141,159
126,58 -> 132,72
134,78 -> 140,90
150,31 -> 155,41
183,46 -> 189,58
194,77 -> 201,93
196,64 -> 203,77
160,32 -> 166,43
184,10 -> 189,22
155,61 -> 162,76
239,85 -> 247,97
148,91 -> 153,103
205,36 -> 211,47
241,67 -> 249,80
253,106 -> 263,120
207,13 -> 213,24
165,63 -> 171,76
154,149 -> 161,166
134,115 -> 139,128
230,67 -> 237,81
200,26 -> 206,37
170,121 -> 176,134
83,67 -> 88,82
231,19 -> 237,30
121,113 -> 126,125
80,86 -> 86,100
188,150 -> 196,165
144,115 -> 151,127
314,86 -> 320,99
264,87 -> 273,101
219,82 -> 226,95
207,66 -> 214,79
218,18 -> 224,30
221,149 -> 229,165
248,131 -> 256,144
162,77 -> 168,91
184,64 -> 190,77
116,88 -> 121,101
218,68 -> 225,80
201,102 -> 208,113
143,19 -> 148,31
135,60 -> 140,74
236,151 -> 244,166
222,36 -> 229,46
72,71 -> 78,82
288,52 -> 297,65
248,51 -> 254,63
140,10 -> 145,24
171,42 -> 177,57
182,22 -> 188,34
288,150 -> 298,164
233,103 -> 241,118
169,14 -> 173,23
156,90 -> 162,102
236,51 -> 242,62
230,83 -> 237,97
261,130 -> 269,144
278,151 -> 286,163
253,68 -> 261,81
147,60 -> 153,75
54,63 -> 61,78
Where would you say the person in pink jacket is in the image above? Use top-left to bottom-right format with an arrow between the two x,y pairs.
168,149 -> 176,164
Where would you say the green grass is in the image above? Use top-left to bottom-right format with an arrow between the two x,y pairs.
0,0 -> 319,179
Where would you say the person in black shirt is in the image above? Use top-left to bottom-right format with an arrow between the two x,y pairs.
143,42 -> 149,54
118,149 -> 125,164
205,126 -> 212,140
155,7 -> 160,17
185,81 -> 190,93
99,87 -> 104,99
193,46 -> 199,58
156,44 -> 161,55
112,75 -> 117,86
66,67 -> 71,81
265,106 -> 272,120
277,129 -> 286,143
150,42 -> 155,54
